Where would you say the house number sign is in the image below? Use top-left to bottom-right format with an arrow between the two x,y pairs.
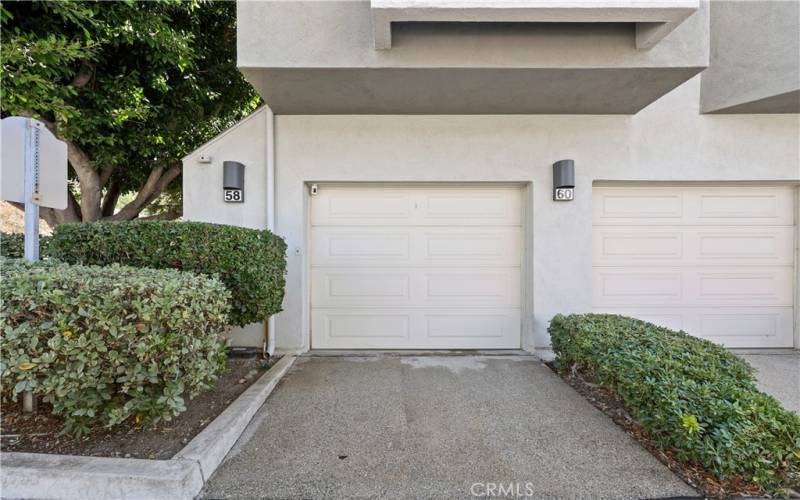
553,187 -> 574,201
223,188 -> 244,203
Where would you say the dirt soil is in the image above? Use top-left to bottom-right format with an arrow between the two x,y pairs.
545,362 -> 775,499
1,356 -> 274,459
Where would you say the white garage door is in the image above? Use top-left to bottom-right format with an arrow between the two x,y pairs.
311,185 -> 523,349
592,185 -> 796,348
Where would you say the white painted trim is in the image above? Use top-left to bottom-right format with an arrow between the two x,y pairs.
266,107 -> 277,357
794,185 -> 800,349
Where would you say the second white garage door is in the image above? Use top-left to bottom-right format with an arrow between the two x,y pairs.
311,185 -> 523,349
593,185 -> 796,348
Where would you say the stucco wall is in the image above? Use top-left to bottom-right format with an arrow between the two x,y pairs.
183,106 -> 269,347
271,76 -> 799,352
236,0 -> 709,114
182,77 -> 799,351
700,0 -> 800,113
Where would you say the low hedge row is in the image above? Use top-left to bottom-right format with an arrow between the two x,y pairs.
550,314 -> 800,493
0,258 -> 230,435
0,232 -> 52,259
49,221 -> 287,327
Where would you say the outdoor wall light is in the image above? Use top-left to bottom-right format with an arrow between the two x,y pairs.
223,160 -> 245,203
552,159 -> 575,202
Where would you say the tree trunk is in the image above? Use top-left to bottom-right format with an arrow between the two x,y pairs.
101,179 -> 121,218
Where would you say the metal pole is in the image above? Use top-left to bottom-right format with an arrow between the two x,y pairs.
23,119 -> 40,262
22,118 -> 40,413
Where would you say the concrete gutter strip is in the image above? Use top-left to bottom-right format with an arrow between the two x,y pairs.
0,355 -> 296,500
175,354 -> 296,479
0,454 -> 203,500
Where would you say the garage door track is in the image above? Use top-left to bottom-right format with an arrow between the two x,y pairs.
201,355 -> 696,499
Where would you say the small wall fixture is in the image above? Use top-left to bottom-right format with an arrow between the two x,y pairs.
552,159 -> 575,202
223,161 -> 245,203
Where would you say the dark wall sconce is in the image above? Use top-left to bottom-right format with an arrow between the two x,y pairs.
553,159 -> 575,202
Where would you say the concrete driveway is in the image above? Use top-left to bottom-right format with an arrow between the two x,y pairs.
202,354 -> 695,499
738,351 -> 800,414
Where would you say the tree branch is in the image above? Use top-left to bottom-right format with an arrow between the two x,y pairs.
70,61 -> 95,89
101,179 -> 121,218
110,164 -> 181,221
99,166 -> 116,188
139,206 -> 182,221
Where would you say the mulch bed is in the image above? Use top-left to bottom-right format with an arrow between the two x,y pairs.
546,362 -> 771,499
1,356 -> 274,459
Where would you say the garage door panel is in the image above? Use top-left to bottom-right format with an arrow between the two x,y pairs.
312,186 -> 521,226
313,267 -> 519,308
313,308 -> 520,349
593,185 -> 795,348
421,228 -> 521,265
593,226 -> 793,266
312,185 -> 523,349
594,186 -> 795,226
593,307 -> 794,348
316,192 -> 412,225
419,189 -> 522,226
696,228 -> 792,263
313,227 -> 520,268
313,311 -> 412,348
593,270 -> 683,306
594,267 -> 793,307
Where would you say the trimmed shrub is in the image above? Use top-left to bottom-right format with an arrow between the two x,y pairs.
0,232 -> 52,258
550,314 -> 800,493
50,221 -> 287,326
0,258 -> 230,435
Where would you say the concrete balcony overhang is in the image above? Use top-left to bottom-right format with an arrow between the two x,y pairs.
371,0 -> 699,49
237,0 -> 708,114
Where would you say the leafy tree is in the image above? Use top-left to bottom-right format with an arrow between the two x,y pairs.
1,1 -> 259,224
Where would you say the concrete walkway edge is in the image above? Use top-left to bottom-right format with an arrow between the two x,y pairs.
0,355 -> 297,500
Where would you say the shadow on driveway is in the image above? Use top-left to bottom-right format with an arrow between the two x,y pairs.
202,355 -> 696,499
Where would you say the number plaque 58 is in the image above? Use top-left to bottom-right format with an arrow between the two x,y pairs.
223,188 -> 243,203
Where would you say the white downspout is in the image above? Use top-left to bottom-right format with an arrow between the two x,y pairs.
266,106 -> 277,357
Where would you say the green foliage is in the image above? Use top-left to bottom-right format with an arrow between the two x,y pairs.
0,258 -> 230,435
550,314 -> 800,493
0,232 -> 52,259
50,221 -> 287,326
1,1 -> 259,210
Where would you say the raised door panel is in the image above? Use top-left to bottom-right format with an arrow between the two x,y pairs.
312,186 -> 521,227
593,267 -> 793,307
593,186 -> 795,226
312,227 -> 521,268
593,226 -> 793,266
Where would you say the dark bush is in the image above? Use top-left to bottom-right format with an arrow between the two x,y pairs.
1,258 -> 230,435
550,313 -> 800,493
50,221 -> 287,326
0,232 -> 52,258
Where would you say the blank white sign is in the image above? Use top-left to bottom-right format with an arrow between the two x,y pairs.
1,117 -> 68,210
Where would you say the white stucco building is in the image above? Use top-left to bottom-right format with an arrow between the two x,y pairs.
184,0 -> 800,354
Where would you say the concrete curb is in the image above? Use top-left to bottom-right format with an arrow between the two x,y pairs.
175,354 -> 296,480
0,355 -> 297,500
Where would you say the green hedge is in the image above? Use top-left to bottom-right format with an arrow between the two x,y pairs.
550,314 -> 800,493
0,232 -> 52,259
0,258 -> 230,435
49,221 -> 287,327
